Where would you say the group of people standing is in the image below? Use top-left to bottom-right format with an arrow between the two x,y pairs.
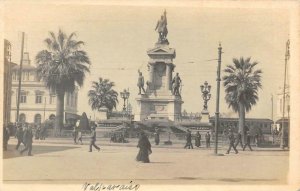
184,130 -> 211,149
34,124 -> 47,140
15,124 -> 34,156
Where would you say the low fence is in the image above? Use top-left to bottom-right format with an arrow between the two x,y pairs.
36,129 -> 286,147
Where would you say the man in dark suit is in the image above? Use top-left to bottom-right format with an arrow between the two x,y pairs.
89,123 -> 100,152
205,132 -> 211,148
3,127 -> 10,151
234,131 -> 243,149
20,125 -> 33,156
243,131 -> 253,151
184,129 -> 193,149
15,125 -> 25,150
226,130 -> 238,154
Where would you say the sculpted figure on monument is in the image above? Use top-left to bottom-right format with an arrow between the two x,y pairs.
137,70 -> 146,95
155,10 -> 168,44
172,72 -> 182,96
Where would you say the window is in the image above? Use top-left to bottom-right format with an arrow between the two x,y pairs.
50,95 -> 56,104
34,114 -> 42,124
66,93 -> 70,106
75,94 -> 78,107
19,113 -> 26,123
36,94 -> 42,103
22,72 -> 26,81
26,72 -> 29,81
20,94 -> 26,103
12,72 -> 16,81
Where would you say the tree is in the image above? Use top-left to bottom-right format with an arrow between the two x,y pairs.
222,57 -> 262,141
36,29 -> 90,135
88,78 -> 118,112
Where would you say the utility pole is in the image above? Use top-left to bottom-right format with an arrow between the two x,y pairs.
280,39 -> 290,149
271,94 -> 273,121
43,97 -> 46,121
16,32 -> 25,123
271,94 -> 274,132
214,43 -> 223,155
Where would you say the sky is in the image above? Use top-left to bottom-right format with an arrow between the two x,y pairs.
3,2 -> 291,120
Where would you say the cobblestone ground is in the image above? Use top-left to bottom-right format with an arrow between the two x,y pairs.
3,137 -> 288,185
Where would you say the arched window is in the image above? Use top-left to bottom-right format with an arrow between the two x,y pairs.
49,114 -> 56,120
34,114 -> 42,124
19,113 -> 26,123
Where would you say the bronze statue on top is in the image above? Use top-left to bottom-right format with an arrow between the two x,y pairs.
172,72 -> 182,97
155,10 -> 168,44
137,70 -> 146,95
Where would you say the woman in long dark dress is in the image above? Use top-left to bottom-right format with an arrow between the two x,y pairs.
195,131 -> 201,147
136,132 -> 152,163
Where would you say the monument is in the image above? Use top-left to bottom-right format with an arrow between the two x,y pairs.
135,10 -> 183,121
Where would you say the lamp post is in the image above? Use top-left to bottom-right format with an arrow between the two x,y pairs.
200,81 -> 211,111
214,43 -> 223,155
280,39 -> 290,149
120,89 -> 130,112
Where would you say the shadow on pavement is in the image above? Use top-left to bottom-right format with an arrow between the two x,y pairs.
175,177 -> 278,182
3,144 -> 79,159
217,178 -> 278,182
150,162 -> 172,164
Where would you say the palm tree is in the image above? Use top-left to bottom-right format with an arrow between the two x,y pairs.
88,78 -> 118,113
36,29 -> 90,134
222,57 -> 262,141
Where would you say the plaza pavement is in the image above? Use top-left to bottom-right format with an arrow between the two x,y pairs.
3,137 -> 288,185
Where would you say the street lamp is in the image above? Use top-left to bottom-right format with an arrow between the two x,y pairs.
120,89 -> 130,112
200,81 -> 211,111
214,43 -> 223,155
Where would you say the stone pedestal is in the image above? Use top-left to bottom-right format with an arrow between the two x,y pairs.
135,43 -> 183,121
98,107 -> 108,120
201,110 -> 210,123
135,94 -> 183,121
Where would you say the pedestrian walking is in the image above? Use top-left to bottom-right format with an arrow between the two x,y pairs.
195,131 -> 201,148
15,125 -> 25,150
205,131 -> 211,148
243,131 -> 253,151
77,128 -> 83,145
234,131 -> 243,149
39,125 -> 46,140
73,120 -> 79,144
136,131 -> 152,163
35,125 -> 41,140
226,130 -> 238,154
3,126 -> 10,151
184,129 -> 193,149
89,123 -> 100,152
254,133 -> 259,147
154,128 -> 160,145
20,125 -> 33,156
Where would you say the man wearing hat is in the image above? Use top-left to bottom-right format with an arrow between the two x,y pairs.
184,129 -> 193,149
89,123 -> 100,152
235,131 -> 243,149
15,125 -> 25,150
20,125 -> 33,156
226,130 -> 238,154
243,131 -> 253,151
205,131 -> 211,148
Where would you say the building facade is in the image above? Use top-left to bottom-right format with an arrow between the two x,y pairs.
209,117 -> 273,134
10,52 -> 78,124
3,40 -> 17,126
